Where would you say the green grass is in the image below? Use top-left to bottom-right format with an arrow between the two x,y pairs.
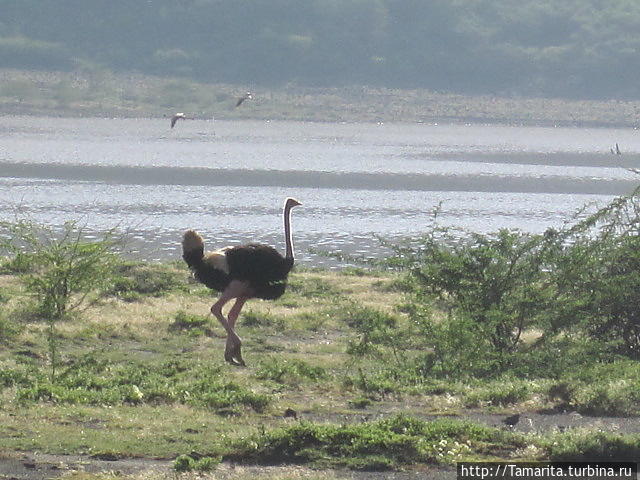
255,356 -> 328,385
168,310 -> 214,337
544,430 -> 640,462
286,275 -> 341,299
107,262 -> 187,301
541,361 -> 640,416
242,310 -> 286,329
0,266 -> 638,471
463,379 -> 537,408
0,312 -> 19,342
0,404 -> 252,458
3,354 -> 268,414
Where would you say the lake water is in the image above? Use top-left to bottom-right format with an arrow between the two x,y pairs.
1,115 -> 639,267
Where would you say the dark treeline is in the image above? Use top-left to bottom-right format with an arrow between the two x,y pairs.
2,0 -> 640,100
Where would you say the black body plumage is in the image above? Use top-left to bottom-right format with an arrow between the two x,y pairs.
182,231 -> 293,300
226,243 -> 293,299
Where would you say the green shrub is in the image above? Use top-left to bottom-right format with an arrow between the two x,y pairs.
410,313 -> 508,378
174,454 -> 195,472
547,188 -> 640,358
174,454 -> 221,472
0,220 -> 121,320
571,381 -> 640,416
229,415 -> 521,469
395,229 -> 550,355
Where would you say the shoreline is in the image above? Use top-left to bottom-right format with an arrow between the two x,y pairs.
1,68 -> 640,129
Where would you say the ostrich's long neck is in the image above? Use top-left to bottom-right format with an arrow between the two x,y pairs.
284,204 -> 295,260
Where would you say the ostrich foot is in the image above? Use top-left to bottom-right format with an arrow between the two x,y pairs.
224,342 -> 246,367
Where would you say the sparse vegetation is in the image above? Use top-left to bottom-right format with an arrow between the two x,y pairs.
1,185 -> 640,476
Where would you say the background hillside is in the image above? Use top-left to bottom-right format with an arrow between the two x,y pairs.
3,0 -> 640,100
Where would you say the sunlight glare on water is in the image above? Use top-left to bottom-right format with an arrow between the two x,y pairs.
1,115 -> 638,266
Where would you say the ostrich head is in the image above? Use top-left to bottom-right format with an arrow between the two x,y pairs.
285,198 -> 302,209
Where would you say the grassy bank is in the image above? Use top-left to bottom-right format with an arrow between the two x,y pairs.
1,67 -> 640,127
1,255 -> 640,479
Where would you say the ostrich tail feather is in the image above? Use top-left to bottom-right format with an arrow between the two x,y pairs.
182,230 -> 230,291
182,230 -> 205,269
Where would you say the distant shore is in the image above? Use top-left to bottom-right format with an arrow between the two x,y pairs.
1,68 -> 639,128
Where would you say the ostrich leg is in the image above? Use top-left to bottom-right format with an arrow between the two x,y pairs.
210,280 -> 249,366
226,296 -> 248,366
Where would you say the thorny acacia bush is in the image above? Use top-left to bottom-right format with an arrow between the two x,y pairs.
361,186 -> 640,380
380,225 -> 554,376
0,220 -> 120,319
547,190 -> 640,358
0,220 -> 121,380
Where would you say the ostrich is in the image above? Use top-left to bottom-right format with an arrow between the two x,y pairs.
182,197 -> 302,366
235,92 -> 253,107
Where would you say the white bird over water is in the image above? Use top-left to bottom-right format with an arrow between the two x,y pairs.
235,92 -> 253,107
170,112 -> 187,128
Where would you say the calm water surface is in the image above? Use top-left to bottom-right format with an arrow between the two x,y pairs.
1,115 -> 639,266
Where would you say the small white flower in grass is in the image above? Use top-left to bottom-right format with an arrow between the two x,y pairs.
132,385 -> 143,400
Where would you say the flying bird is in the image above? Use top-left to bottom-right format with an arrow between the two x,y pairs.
182,198 -> 302,366
170,112 -> 187,128
171,112 -> 187,128
235,92 -> 253,107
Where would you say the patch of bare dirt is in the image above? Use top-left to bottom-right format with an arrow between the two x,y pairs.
0,452 -> 168,479
0,452 -> 455,480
